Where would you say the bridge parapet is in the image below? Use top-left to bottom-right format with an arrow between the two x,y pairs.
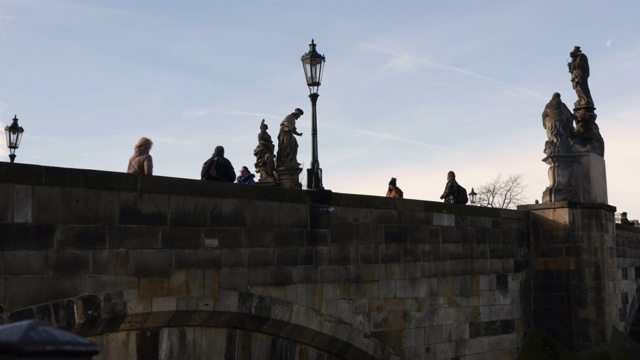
0,162 -> 542,359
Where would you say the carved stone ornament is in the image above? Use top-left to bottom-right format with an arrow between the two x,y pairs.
542,93 -> 574,157
253,119 -> 277,184
276,109 -> 303,169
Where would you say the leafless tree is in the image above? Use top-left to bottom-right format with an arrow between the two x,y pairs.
476,173 -> 528,209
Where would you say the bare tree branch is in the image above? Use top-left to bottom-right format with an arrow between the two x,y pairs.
477,173 -> 528,209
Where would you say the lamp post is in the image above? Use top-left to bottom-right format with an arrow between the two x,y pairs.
469,187 -> 477,205
301,39 -> 326,190
4,115 -> 24,163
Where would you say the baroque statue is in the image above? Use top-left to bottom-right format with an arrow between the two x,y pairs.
540,46 -> 607,204
541,47 -> 604,157
253,119 -> 277,183
542,93 -> 574,156
567,46 -> 594,108
567,46 -> 604,156
276,108 -> 304,168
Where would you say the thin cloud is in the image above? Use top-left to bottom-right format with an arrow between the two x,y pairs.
320,122 -> 458,151
361,38 -> 547,101
182,109 -> 281,120
147,135 -> 201,147
0,12 -> 17,22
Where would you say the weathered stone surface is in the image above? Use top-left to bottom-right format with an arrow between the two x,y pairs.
56,225 -> 108,249
372,209 -> 399,224
87,275 -> 137,293
61,188 -> 118,225
220,268 -> 248,291
168,196 -> 211,227
0,223 -> 55,250
109,225 -> 160,249
0,183 -> 12,224
2,251 -> 46,275
128,250 -> 174,276
119,192 -> 169,226
47,250 -> 91,276
276,248 -> 300,266
138,277 -> 171,298
280,203 -> 309,229
92,250 -> 129,276
160,227 -> 203,249
384,225 -> 409,244
12,184 -> 32,223
274,229 -> 306,247
32,186 -> 61,224
43,166 -> 137,191
174,249 -> 222,268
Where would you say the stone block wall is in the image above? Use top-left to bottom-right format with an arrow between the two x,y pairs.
615,225 -> 640,339
525,202 -> 621,352
94,327 -> 343,360
0,162 -> 532,359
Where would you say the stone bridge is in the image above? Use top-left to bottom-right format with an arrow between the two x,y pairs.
0,162 -> 638,359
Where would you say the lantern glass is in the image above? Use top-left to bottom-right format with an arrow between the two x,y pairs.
301,40 -> 325,94
5,116 -> 24,152
469,188 -> 477,205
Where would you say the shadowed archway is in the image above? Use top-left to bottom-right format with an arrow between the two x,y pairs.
4,289 -> 400,360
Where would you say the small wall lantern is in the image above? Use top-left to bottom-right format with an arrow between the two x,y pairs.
469,187 -> 477,205
4,115 -> 24,163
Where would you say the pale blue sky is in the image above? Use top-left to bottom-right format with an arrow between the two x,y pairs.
1,1 -> 639,216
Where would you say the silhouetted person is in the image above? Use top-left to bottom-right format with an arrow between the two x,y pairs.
127,137 -> 153,175
201,145 -> 235,182
236,166 -> 256,185
440,171 -> 459,203
386,177 -> 403,198
621,212 -> 633,226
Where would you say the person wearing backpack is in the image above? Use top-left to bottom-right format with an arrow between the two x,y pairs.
386,177 -> 404,198
201,145 -> 236,182
440,171 -> 468,204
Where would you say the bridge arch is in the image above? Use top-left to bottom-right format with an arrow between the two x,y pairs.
4,289 -> 400,360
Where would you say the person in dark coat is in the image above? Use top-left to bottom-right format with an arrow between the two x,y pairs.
440,171 -> 459,203
236,166 -> 256,185
386,177 -> 403,198
621,212 -> 633,226
201,145 -> 235,182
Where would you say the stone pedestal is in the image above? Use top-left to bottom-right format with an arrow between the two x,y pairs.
542,154 -> 580,202
520,202 -> 618,352
575,152 -> 608,203
542,153 -> 607,204
275,166 -> 302,189
256,176 -> 278,186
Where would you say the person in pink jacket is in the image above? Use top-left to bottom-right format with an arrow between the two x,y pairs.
127,137 -> 153,175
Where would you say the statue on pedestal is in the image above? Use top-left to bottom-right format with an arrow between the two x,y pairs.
568,46 -> 594,108
542,93 -> 574,157
253,119 -> 277,184
540,46 -> 607,203
275,108 -> 304,189
567,46 -> 604,156
276,108 -> 304,168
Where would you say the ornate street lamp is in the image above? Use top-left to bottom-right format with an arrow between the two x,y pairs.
301,39 -> 326,190
469,187 -> 477,205
4,115 -> 24,163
